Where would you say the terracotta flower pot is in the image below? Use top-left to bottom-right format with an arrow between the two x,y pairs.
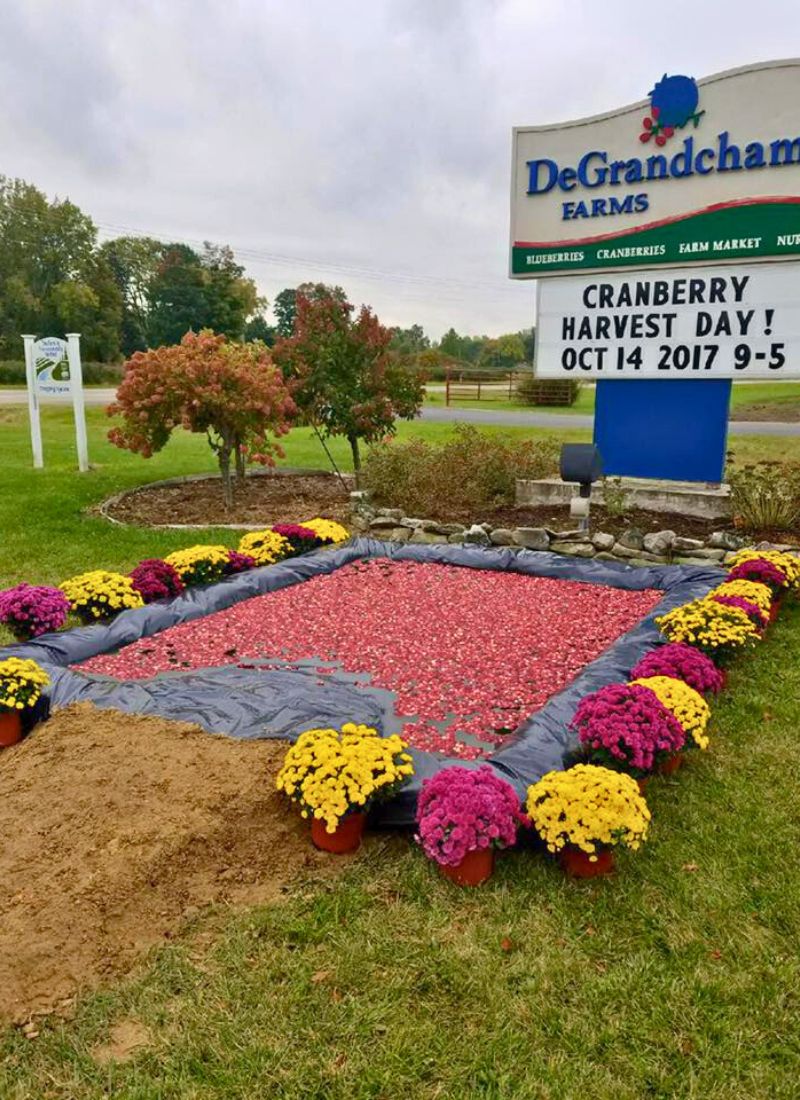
657,751 -> 684,776
310,812 -> 366,854
0,710 -> 23,748
637,776 -> 650,794
559,846 -> 615,878
439,846 -> 494,887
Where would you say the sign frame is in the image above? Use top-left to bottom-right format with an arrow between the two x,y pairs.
22,333 -> 89,472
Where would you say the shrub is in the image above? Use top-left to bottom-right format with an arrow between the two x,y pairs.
0,584 -> 70,639
362,423 -> 560,517
415,765 -> 521,867
61,570 -> 144,622
728,461 -> 800,531
130,559 -> 186,603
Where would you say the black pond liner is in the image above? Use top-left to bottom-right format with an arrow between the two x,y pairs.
0,539 -> 724,825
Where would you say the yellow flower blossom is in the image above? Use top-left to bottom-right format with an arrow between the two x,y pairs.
630,675 -> 711,750
61,570 -> 144,622
525,764 -> 650,858
709,580 -> 772,614
727,548 -> 800,588
237,529 -> 291,566
0,657 -> 49,711
299,518 -> 350,544
656,598 -> 760,656
276,723 -> 414,832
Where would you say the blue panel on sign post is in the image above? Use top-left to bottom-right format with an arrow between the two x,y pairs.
593,380 -> 731,483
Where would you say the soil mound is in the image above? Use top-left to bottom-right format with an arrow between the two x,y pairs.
0,704 -> 342,1025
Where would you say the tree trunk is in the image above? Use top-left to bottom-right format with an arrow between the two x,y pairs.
218,446 -> 234,510
234,439 -> 246,485
348,434 -> 361,488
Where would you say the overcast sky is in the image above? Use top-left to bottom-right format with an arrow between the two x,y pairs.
1,1 -> 798,339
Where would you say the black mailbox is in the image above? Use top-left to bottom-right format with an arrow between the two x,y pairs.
560,443 -> 603,498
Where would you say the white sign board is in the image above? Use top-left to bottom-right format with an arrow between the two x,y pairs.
34,336 -> 72,396
511,59 -> 800,277
536,261 -> 800,379
22,333 -> 89,471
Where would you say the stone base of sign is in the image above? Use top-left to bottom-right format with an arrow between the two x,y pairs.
515,477 -> 731,521
348,493 -> 800,570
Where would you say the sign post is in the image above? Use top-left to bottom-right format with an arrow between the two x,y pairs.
22,335 -> 44,469
21,332 -> 90,471
66,333 -> 89,473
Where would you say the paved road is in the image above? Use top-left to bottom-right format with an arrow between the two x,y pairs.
1,387 -> 798,437
419,404 -> 800,437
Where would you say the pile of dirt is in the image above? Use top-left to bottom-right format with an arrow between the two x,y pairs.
104,472 -> 352,527
0,704 -> 346,1025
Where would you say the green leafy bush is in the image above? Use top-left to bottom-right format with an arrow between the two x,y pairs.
728,461 -> 800,531
362,423 -> 559,517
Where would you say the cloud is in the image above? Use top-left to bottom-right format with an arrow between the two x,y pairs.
0,0 -> 797,336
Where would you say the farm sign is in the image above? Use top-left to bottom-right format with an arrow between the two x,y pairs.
535,262 -> 800,379
510,60 -> 800,276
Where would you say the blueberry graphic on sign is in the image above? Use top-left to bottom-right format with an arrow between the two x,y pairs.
639,74 -> 704,146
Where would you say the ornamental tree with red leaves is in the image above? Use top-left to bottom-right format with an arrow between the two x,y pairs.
272,290 -> 425,484
108,330 -> 296,508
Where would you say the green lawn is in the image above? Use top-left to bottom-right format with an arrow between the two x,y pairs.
2,606 -> 799,1098
2,406 -> 800,1095
427,381 -> 800,419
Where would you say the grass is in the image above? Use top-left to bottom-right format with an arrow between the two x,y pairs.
1,605 -> 799,1098
2,406 -> 800,1094
426,381 -> 800,419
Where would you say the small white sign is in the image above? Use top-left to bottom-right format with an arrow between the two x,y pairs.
536,261 -> 800,379
34,336 -> 72,396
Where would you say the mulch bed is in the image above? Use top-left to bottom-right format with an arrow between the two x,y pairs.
100,471 -> 797,545
103,472 -> 353,527
79,559 -> 662,759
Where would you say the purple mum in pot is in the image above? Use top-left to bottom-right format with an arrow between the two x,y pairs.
0,584 -> 70,640
572,682 -> 685,777
629,642 -> 724,695
129,559 -> 185,604
225,549 -> 258,574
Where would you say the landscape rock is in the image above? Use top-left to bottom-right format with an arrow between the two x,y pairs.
612,542 -> 646,559
464,524 -> 491,547
673,536 -> 704,552
708,530 -> 744,551
512,527 -> 550,551
643,530 -> 675,555
550,541 -> 595,558
674,555 -> 724,566
420,520 -> 464,536
618,527 -> 645,551
545,528 -> 584,541
591,532 -> 616,551
678,547 -> 726,562
369,516 -> 404,530
389,527 -> 411,543
489,528 -> 514,546
376,507 -> 404,522
409,529 -> 448,545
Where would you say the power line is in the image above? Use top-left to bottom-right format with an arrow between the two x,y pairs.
94,220 -> 529,304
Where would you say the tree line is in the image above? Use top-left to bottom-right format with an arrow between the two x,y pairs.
0,176 -> 533,365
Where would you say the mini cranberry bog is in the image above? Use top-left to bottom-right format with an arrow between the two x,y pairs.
1,540 -> 724,825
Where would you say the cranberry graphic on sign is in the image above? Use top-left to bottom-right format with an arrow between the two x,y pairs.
639,74 -> 704,145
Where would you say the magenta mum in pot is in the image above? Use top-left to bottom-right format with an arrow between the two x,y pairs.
0,584 -> 70,640
416,765 -> 521,886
